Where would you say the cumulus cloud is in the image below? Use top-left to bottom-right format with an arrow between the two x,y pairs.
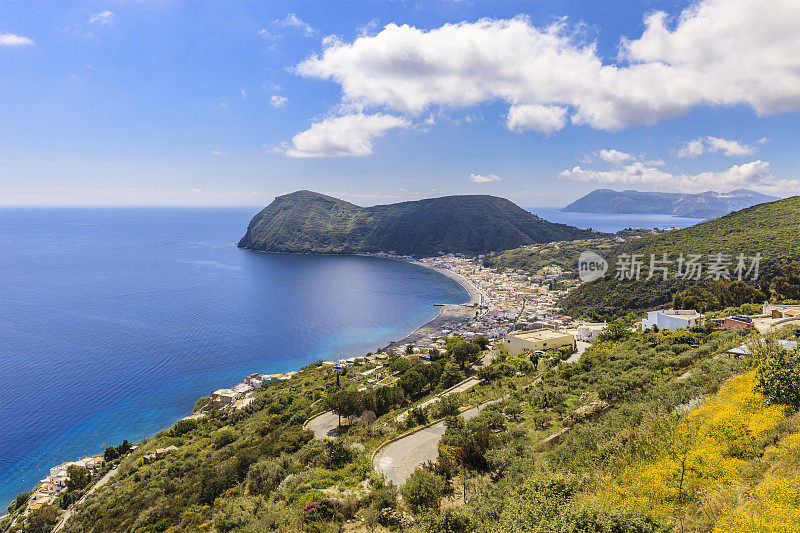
677,139 -> 706,158
506,104 -> 567,134
294,0 -> 800,135
89,11 -> 115,27
210,150 -> 230,156
559,159 -> 798,193
270,95 -> 288,108
677,135 -> 757,158
0,32 -> 34,46
279,113 -> 410,158
470,173 -> 502,183
276,14 -> 313,37
597,149 -> 633,165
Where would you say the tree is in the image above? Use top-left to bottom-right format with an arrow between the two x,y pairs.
773,262 -> 800,301
324,439 -> 353,469
409,406 -> 430,427
433,395 -> 460,419
372,385 -> 404,416
66,465 -> 89,492
24,505 -> 60,533
401,469 -> 447,513
447,338 -> 481,368
406,343 -> 415,355
117,438 -> 132,455
597,320 -> 630,342
474,336 -> 490,350
326,389 -> 364,426
440,360 -> 465,389
104,446 -> 119,462
756,347 -> 800,410
400,369 -> 427,398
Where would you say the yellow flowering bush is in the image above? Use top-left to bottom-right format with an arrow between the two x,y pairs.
607,371 -> 787,524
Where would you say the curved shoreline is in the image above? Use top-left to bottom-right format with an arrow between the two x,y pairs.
5,252 -> 482,511
382,260 -> 488,352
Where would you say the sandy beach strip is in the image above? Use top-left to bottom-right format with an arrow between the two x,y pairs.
383,261 -> 489,351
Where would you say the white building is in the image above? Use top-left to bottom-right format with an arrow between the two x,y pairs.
576,323 -> 607,342
642,310 -> 703,331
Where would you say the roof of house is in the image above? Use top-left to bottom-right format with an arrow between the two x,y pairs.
507,329 -> 574,341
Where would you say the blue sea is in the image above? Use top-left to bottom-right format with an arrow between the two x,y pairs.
0,207 -> 469,508
527,207 -> 704,234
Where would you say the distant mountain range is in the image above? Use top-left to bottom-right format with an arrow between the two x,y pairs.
238,190 -> 600,257
563,188 -> 778,218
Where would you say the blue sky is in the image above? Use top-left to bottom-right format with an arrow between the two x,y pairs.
0,0 -> 798,206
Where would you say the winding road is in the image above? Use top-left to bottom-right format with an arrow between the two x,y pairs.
373,403 -> 485,486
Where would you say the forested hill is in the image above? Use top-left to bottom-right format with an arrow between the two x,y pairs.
563,188 -> 777,218
237,191 -> 600,257
559,195 -> 800,318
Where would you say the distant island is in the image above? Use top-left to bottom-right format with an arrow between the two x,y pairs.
238,190 -> 600,257
563,188 -> 777,218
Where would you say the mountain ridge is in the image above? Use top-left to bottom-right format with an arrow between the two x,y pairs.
563,188 -> 778,218
238,190 -> 600,257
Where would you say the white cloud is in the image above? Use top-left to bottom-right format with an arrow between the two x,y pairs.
279,113 -> 410,158
210,150 -> 230,156
704,136 -> 756,156
0,32 -> 34,46
294,0 -> 800,134
559,159 -> 799,193
506,104 -> 567,134
470,173 -> 502,183
276,14 -> 313,37
88,11 -> 115,27
597,149 -> 633,165
677,139 -> 706,158
270,95 -> 288,108
240,88 -> 247,99
677,135 -> 757,158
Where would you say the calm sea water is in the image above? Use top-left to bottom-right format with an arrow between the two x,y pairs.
0,207 -> 468,508
527,207 -> 703,234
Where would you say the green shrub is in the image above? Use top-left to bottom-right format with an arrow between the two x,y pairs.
402,469 -> 447,513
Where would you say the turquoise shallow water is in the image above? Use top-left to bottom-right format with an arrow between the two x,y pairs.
0,207 -> 467,508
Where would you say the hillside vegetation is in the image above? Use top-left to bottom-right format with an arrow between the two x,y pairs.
524,196 -> 800,317
238,191 -> 599,257
7,317 -> 800,533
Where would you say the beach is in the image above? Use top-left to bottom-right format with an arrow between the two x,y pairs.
383,261 -> 489,351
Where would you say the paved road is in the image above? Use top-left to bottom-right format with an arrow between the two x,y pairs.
567,341 -> 591,363
373,372 -> 543,487
304,411 -> 342,440
374,404 -> 484,486
307,352 -> 494,438
53,466 -> 118,532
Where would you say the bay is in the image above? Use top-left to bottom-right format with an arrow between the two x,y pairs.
0,207 -> 467,508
